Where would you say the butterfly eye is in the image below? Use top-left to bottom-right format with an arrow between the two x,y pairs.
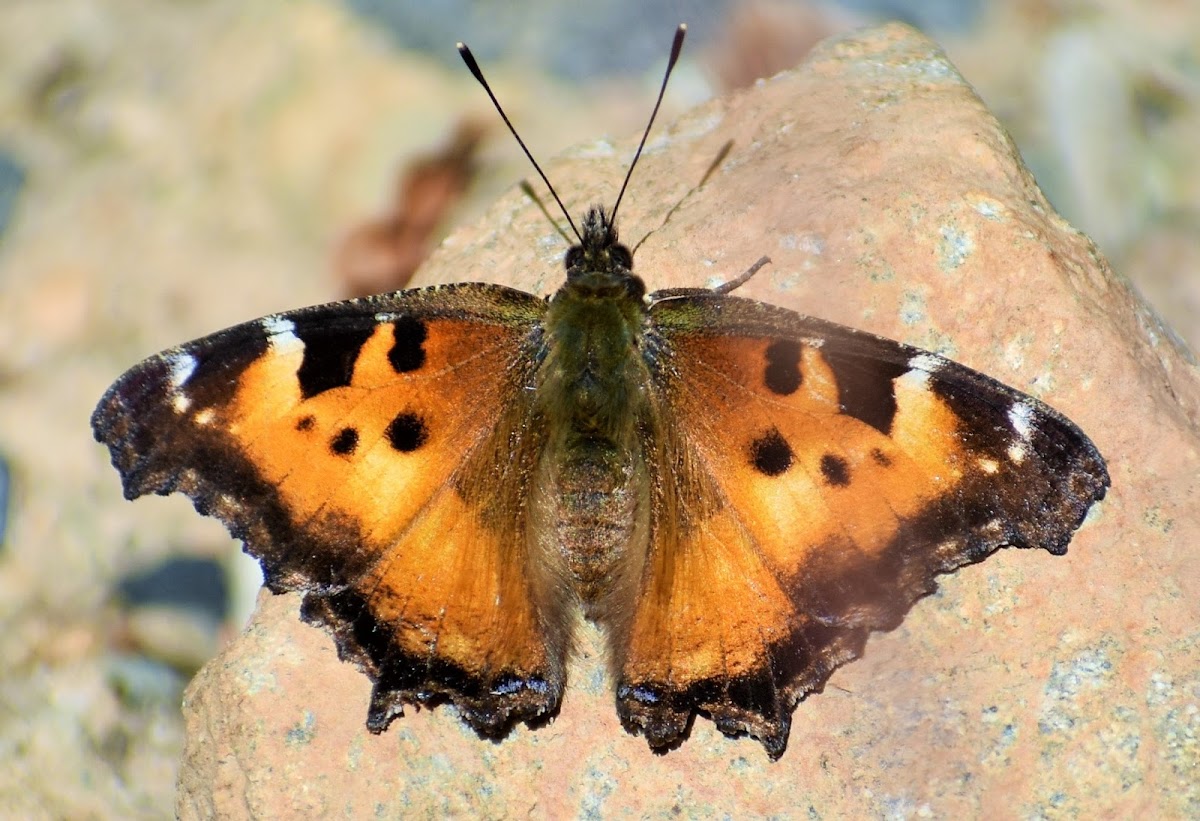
564,246 -> 583,271
624,274 -> 646,300
611,244 -> 633,271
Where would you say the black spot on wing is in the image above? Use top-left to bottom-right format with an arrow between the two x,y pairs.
870,448 -> 891,467
819,453 -> 850,486
750,428 -> 793,476
295,415 -> 316,432
822,352 -> 908,435
294,316 -> 374,400
388,316 -> 428,373
764,339 -> 802,395
386,412 -> 428,452
330,427 -> 359,456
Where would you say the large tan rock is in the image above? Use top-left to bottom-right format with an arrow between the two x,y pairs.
177,23 -> 1198,818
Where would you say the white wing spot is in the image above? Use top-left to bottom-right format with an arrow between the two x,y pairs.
262,315 -> 303,355
194,408 -> 216,426
897,367 -> 930,390
1009,401 -> 1035,440
907,352 -> 942,374
166,352 -> 197,414
977,457 -> 999,475
898,353 -> 943,389
166,352 -> 197,390
1007,443 -> 1027,465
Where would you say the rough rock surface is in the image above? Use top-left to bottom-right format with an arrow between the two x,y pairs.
176,24 -> 1198,818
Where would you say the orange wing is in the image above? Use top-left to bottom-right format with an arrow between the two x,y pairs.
613,292 -> 1109,757
93,283 -> 568,733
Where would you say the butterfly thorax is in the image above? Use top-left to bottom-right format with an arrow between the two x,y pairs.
541,208 -> 648,438
531,208 -> 653,606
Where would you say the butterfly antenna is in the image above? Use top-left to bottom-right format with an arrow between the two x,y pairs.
520,180 -> 574,244
457,41 -> 582,243
609,23 -> 687,229
631,138 -> 731,256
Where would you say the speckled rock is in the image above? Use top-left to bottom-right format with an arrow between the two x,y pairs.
176,24 -> 1197,819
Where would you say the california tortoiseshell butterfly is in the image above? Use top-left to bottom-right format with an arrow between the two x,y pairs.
92,26 -> 1109,758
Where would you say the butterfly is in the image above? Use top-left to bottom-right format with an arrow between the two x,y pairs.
91,25 -> 1109,759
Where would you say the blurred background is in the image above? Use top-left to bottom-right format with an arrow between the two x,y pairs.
0,0 -> 1196,816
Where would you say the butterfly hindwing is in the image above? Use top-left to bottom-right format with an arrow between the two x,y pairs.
92,283 -> 571,733
611,291 -> 1109,756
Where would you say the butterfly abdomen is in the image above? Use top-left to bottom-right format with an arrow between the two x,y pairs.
542,440 -> 649,608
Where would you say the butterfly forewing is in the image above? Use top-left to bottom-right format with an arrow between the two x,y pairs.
92,283 -> 571,733
608,291 -> 1108,756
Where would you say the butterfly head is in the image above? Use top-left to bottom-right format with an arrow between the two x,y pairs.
458,29 -> 686,303
561,206 -> 644,299
458,29 -> 684,305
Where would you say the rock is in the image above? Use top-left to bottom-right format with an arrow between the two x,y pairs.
177,23 -> 1199,819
